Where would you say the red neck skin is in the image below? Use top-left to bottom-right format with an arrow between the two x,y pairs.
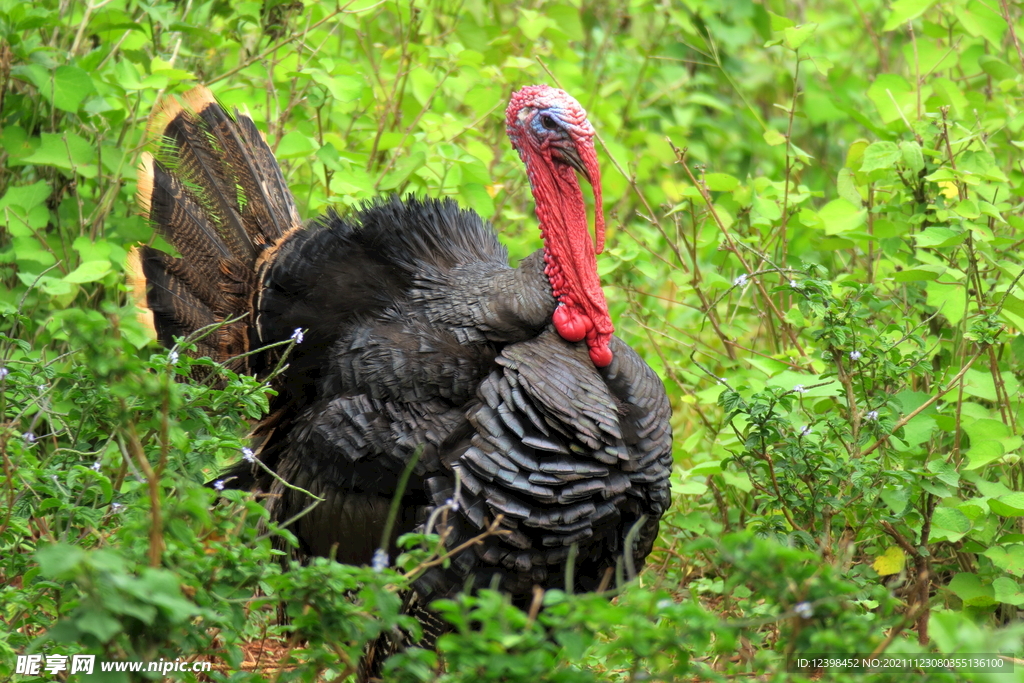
522,147 -> 614,367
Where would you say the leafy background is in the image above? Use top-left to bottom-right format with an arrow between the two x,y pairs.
2,0 -> 1024,680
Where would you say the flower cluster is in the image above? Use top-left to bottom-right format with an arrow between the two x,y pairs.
372,548 -> 389,572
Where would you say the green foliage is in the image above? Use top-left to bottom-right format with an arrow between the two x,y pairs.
3,0 -> 1024,680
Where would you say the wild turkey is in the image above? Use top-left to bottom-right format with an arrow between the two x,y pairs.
129,84 -> 672,664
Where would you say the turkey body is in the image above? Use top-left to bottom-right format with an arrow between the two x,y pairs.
239,197 -> 672,599
130,85 -> 672,616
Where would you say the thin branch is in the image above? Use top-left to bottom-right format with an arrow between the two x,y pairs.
860,348 -> 985,457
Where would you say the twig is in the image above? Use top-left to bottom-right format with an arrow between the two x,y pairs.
208,4 -> 358,85
402,515 -> 508,578
120,421 -> 163,567
860,348 -> 984,457
670,142 -> 806,356
999,0 -> 1024,72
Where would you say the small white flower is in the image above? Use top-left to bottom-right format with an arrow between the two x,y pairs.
789,279 -> 800,289
91,461 -> 101,471
168,350 -> 179,365
793,385 -> 806,394
372,547 -> 389,572
849,350 -> 862,361
733,273 -> 748,287
800,425 -> 812,436
24,432 -> 36,444
865,410 -> 879,421
0,367 -> 8,380
111,502 -> 123,512
445,497 -> 460,513
718,377 -> 727,385
213,479 -> 225,491
794,602 -> 814,618
291,328 -> 305,344
242,447 -> 255,463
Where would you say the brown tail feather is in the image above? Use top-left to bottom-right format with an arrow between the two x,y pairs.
131,86 -> 302,368
181,88 -> 301,247
128,246 -> 221,356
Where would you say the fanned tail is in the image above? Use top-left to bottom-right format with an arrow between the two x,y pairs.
128,86 -> 302,370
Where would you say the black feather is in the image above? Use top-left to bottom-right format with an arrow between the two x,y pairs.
132,85 -> 672,681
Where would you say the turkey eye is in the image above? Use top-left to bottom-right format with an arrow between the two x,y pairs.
539,113 -> 559,131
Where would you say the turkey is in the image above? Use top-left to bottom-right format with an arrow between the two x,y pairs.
129,83 -> 672,662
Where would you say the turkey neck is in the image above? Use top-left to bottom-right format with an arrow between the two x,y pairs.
526,154 -> 614,367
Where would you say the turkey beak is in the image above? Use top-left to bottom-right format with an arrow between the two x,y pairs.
560,146 -> 592,184
568,133 -> 605,255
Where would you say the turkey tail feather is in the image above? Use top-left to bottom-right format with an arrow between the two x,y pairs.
131,86 -> 301,368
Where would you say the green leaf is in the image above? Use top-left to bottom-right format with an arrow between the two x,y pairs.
845,140 -> 869,170
929,507 -> 970,543
953,199 -> 980,219
932,77 -> 968,117
957,1 -> 1006,47
752,195 -> 781,221
517,8 -> 554,40
138,568 -> 198,622
899,140 -> 924,172
275,131 -> 317,160
310,71 -> 364,102
914,227 -> 965,248
880,486 -> 909,514
992,577 -> 1024,605
36,543 -> 87,579
782,23 -> 817,51
48,65 -> 96,112
809,55 -> 834,75
704,173 -> 739,192
893,264 -> 945,282
114,60 -> 145,90
867,74 -> 915,125
763,129 -> 787,146
882,0 -> 938,31
964,417 -> 1010,442
64,260 -> 112,284
767,11 -> 795,30
927,460 -> 960,488
925,279 -> 967,325
984,546 -> 1024,577
836,168 -> 862,205
0,181 -> 51,212
21,132 -> 98,178
378,151 -> 426,191
860,141 -> 901,172
978,56 -> 1017,81
989,493 -> 1024,517
1,124 -> 39,162
948,573 -> 996,607
459,183 -> 495,218
18,273 -> 73,295
817,198 -> 865,234
76,609 -> 123,641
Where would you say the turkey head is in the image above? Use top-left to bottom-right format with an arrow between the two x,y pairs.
505,85 -> 614,368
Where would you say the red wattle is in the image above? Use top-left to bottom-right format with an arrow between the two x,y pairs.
589,344 -> 613,368
506,85 -> 615,367
553,304 -> 589,342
